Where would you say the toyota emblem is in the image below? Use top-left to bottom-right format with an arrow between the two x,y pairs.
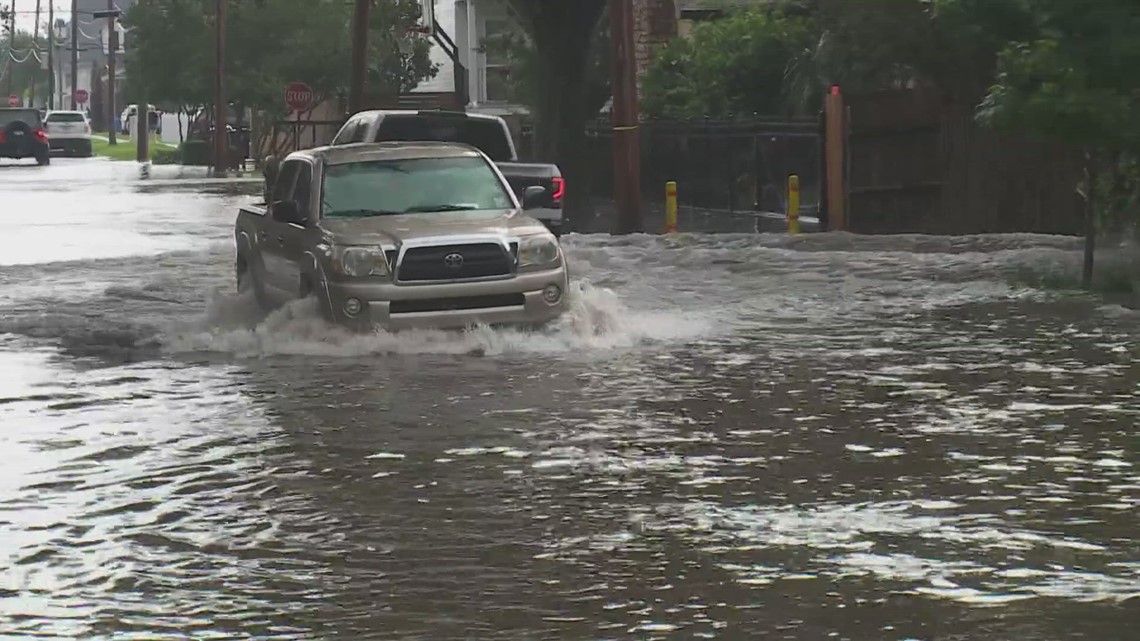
443,252 -> 464,268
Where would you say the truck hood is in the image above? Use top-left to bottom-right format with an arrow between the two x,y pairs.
318,209 -> 550,246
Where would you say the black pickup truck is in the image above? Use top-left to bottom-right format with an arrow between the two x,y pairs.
329,110 -> 565,236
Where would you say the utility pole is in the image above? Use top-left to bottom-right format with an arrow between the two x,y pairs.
348,0 -> 370,114
30,0 -> 40,107
213,0 -> 227,176
70,0 -> 77,109
47,0 -> 52,109
608,0 -> 643,234
137,75 -> 148,162
5,1 -> 16,99
107,1 -> 117,143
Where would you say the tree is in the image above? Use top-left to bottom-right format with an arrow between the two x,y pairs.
501,0 -> 608,226
480,14 -> 611,125
122,0 -> 437,119
641,8 -> 818,119
976,0 -> 1140,288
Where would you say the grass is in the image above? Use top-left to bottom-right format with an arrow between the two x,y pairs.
91,135 -> 178,162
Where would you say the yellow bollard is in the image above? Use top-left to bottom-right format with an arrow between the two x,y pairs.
786,174 -> 800,235
665,181 -> 678,233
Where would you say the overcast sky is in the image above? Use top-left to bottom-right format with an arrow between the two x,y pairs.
11,2 -> 114,34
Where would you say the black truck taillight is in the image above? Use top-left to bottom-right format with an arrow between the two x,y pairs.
551,177 -> 565,204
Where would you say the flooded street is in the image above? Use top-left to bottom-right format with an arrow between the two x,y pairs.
1,159 -> 1137,639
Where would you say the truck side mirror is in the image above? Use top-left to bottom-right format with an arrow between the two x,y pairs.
522,185 -> 547,210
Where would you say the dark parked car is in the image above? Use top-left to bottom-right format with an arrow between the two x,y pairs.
0,108 -> 51,165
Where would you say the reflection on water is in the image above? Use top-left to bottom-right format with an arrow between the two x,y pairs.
0,163 -> 1137,639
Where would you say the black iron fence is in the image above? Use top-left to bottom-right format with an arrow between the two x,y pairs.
519,117 -> 823,220
265,118 -> 346,157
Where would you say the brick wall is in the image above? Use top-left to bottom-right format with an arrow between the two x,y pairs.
632,0 -> 678,96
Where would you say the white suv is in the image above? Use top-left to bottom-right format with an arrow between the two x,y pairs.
44,110 -> 93,157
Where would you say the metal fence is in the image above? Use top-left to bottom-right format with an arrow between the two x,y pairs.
519,117 -> 823,220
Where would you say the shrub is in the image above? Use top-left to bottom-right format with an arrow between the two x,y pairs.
181,140 -> 211,166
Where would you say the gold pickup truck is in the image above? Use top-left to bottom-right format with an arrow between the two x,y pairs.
234,141 -> 570,330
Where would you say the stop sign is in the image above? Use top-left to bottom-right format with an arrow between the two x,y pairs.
74,89 -> 89,105
7,94 -> 18,107
284,82 -> 314,113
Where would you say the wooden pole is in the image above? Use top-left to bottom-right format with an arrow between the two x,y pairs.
5,0 -> 16,98
348,0 -> 370,114
106,0 -> 117,144
30,0 -> 39,107
46,0 -> 52,109
609,0 -> 643,234
70,0 -> 77,109
213,0 -> 228,176
824,86 -> 846,231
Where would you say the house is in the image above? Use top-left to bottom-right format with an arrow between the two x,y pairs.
412,0 -> 682,113
407,0 -> 528,116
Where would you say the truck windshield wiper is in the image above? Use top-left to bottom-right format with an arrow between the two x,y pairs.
402,204 -> 480,213
327,209 -> 405,218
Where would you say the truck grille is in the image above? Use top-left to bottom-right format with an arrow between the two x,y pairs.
396,243 -> 513,282
389,293 -> 526,315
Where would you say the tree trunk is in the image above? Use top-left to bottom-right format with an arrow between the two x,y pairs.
1082,155 -> 1097,290
521,2 -> 607,231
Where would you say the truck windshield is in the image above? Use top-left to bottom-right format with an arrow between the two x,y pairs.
322,156 -> 515,218
0,109 -> 42,126
373,116 -> 514,161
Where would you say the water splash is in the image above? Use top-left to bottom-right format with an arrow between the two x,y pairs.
162,279 -> 716,358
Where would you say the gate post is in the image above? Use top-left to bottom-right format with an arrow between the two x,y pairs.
824,86 -> 847,231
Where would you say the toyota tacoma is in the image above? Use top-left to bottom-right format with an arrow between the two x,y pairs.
235,141 -> 570,330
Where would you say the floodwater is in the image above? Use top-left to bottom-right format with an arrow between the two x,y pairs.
0,159 -> 1137,640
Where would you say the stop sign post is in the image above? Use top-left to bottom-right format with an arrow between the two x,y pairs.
284,82 -> 314,114
74,89 -> 89,105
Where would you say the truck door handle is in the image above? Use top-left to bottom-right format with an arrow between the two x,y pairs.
277,236 -> 285,245
256,230 -> 267,241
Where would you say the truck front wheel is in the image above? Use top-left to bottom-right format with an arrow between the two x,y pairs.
237,261 -> 270,310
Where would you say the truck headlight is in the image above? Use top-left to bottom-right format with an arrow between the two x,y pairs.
518,235 -> 560,268
333,246 -> 389,277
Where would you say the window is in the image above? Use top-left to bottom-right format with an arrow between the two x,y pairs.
483,18 -> 515,102
271,160 -> 301,209
333,119 -> 360,145
46,112 -> 86,123
350,119 -> 369,143
372,115 -> 513,162
321,156 -> 514,218
292,163 -> 313,219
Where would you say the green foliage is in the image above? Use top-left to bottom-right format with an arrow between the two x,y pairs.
122,0 -> 438,117
152,147 -> 181,165
480,14 -> 610,119
180,140 -> 211,166
642,9 -> 817,119
976,0 -> 1140,150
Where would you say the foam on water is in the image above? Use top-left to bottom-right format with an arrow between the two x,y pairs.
162,278 -> 718,358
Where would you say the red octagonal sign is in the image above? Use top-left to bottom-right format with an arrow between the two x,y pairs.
284,82 -> 314,113
7,94 -> 19,107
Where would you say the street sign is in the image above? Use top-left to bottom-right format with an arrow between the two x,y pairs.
74,89 -> 89,105
7,95 -> 18,107
284,82 -> 314,113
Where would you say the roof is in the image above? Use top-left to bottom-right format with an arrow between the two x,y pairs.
353,109 -> 506,124
291,141 -> 487,165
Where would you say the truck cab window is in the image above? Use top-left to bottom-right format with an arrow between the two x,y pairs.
271,161 -> 301,220
292,163 -> 313,219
